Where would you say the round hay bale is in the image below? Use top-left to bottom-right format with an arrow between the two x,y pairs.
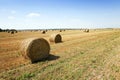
15,31 -> 18,33
86,29 -> 89,32
60,30 -> 62,32
8,31 -> 10,33
11,31 -> 14,34
49,34 -> 62,43
42,30 -> 46,34
20,38 -> 50,63
84,29 -> 89,33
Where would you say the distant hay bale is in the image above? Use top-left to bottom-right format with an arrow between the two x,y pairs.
84,29 -> 89,33
15,31 -> 18,33
86,29 -> 89,32
42,30 -> 46,34
11,31 -> 14,34
49,34 -> 62,43
60,30 -> 62,32
8,31 -> 10,33
20,38 -> 50,63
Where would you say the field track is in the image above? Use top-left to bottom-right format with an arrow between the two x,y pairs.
0,30 -> 120,80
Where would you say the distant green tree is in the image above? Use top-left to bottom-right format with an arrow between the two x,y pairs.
0,28 -> 3,32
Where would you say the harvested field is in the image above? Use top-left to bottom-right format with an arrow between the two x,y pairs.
0,29 -> 120,80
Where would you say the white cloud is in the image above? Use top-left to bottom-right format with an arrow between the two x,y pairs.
11,10 -> 16,14
8,16 -> 15,19
26,13 -> 40,17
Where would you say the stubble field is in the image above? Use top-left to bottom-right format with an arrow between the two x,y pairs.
0,29 -> 120,80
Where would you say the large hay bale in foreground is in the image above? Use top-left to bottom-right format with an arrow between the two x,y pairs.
20,38 -> 50,63
49,34 -> 62,43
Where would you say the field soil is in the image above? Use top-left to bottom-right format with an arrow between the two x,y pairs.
0,29 -> 120,80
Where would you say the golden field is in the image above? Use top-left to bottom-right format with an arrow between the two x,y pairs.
0,29 -> 120,80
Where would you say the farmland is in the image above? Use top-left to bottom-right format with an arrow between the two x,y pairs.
0,29 -> 120,80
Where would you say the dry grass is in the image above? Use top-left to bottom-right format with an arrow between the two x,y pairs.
0,29 -> 120,80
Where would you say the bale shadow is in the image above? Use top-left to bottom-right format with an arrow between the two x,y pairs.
32,54 -> 60,63
47,54 -> 60,61
56,41 -> 64,44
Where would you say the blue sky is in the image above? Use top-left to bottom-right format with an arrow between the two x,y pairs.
0,0 -> 120,29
